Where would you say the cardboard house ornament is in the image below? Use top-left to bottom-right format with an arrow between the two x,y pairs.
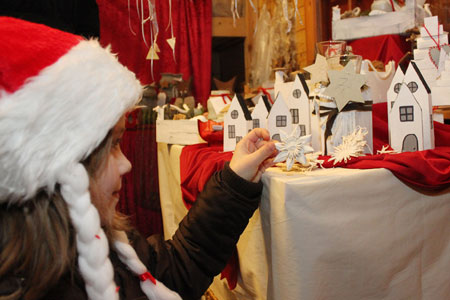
388,61 -> 435,152
285,73 -> 312,137
267,93 -> 292,142
251,95 -> 271,130
274,70 -> 293,102
223,94 -> 252,152
207,90 -> 232,121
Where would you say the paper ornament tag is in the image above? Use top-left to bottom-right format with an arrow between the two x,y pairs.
438,48 -> 447,75
428,44 -> 450,69
146,47 -> 159,60
167,37 -> 176,51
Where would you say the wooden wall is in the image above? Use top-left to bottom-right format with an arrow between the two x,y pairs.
212,0 -> 318,83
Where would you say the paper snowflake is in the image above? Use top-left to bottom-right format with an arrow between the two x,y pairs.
329,127 -> 368,165
377,145 -> 398,155
273,126 -> 314,171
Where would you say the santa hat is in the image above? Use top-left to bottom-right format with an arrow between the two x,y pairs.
0,17 -> 180,300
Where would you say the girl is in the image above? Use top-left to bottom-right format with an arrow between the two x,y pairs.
0,17 -> 276,300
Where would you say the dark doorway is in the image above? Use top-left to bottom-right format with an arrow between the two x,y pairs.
212,37 -> 245,93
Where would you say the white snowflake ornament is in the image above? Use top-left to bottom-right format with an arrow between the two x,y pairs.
377,145 -> 398,155
329,127 -> 368,164
273,126 -> 314,171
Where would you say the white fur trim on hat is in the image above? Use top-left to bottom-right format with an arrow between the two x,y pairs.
0,39 -> 141,203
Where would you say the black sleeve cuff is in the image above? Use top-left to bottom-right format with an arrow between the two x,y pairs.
221,162 -> 263,199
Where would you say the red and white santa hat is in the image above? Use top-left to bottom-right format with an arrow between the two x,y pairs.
0,17 -> 180,300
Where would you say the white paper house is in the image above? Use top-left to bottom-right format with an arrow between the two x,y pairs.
389,83 -> 424,152
207,90 -> 232,120
388,62 -> 435,152
285,73 -> 311,137
251,95 -> 271,130
274,70 -> 293,102
224,94 -> 252,152
267,94 -> 292,141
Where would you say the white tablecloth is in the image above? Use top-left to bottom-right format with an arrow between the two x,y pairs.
157,143 -> 450,300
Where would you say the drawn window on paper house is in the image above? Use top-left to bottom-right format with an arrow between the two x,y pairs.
253,119 -> 260,129
407,81 -> 418,93
399,106 -> 414,122
276,115 -> 287,127
293,89 -> 302,98
402,134 -> 418,152
299,124 -> 306,136
231,110 -> 239,119
394,83 -> 402,94
236,136 -> 243,143
291,109 -> 299,124
228,125 -> 236,138
272,134 -> 281,142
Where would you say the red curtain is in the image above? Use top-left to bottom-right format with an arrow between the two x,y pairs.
118,110 -> 163,238
96,0 -> 212,106
96,1 -> 212,236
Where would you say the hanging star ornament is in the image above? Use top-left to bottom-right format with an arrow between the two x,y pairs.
323,61 -> 366,111
303,54 -> 329,85
273,126 -> 314,171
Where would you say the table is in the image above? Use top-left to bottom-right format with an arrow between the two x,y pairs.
157,143 -> 450,299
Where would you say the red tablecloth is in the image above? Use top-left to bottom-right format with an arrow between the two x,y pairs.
179,102 -> 450,289
348,34 -> 411,65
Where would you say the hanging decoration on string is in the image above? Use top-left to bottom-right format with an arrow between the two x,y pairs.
294,0 -> 303,26
231,0 -> 240,27
282,0 -> 292,33
127,0 -> 160,80
166,0 -> 177,62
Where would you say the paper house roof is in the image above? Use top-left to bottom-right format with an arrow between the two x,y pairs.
251,95 -> 271,130
223,94 -> 253,152
274,70 -> 294,102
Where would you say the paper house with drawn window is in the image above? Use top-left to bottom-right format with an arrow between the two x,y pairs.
388,61 -> 435,152
224,94 -> 252,152
285,73 -> 311,137
251,95 -> 271,130
267,93 -> 292,142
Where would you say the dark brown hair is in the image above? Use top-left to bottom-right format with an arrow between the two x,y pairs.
0,128 -> 130,299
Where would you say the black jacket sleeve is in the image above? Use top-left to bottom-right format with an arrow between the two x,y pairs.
143,162 -> 263,300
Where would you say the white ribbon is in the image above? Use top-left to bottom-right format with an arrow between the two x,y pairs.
282,0 -> 292,33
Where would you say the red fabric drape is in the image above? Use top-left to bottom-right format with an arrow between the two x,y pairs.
96,0 -> 212,106
348,34 -> 411,65
179,143 -> 236,289
118,110 -> 162,238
